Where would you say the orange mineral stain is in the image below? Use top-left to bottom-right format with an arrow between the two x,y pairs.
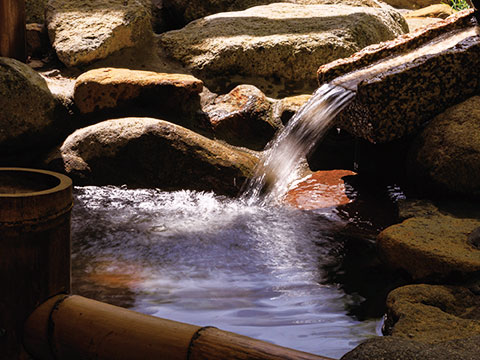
285,170 -> 357,210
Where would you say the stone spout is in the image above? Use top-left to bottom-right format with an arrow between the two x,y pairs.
318,9 -> 480,143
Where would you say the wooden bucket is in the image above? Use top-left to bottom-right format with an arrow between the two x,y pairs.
0,168 -> 72,359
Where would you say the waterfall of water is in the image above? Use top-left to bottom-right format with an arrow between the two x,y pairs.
242,83 -> 354,205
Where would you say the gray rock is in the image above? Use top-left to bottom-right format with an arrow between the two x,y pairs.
158,3 -> 408,94
44,117 -> 258,195
46,0 -> 153,67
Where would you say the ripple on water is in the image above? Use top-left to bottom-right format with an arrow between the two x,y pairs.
72,186 -> 381,359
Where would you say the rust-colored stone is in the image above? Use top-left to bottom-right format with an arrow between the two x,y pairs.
285,170 -> 356,210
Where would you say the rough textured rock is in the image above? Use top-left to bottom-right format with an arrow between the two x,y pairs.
405,16 -> 443,32
161,0 -> 384,27
202,85 -> 279,150
377,214 -> 480,280
74,68 -> 203,115
328,14 -> 480,143
26,0 -> 47,23
159,3 -> 408,94
405,4 -> 455,19
384,285 -> 480,343
44,117 -> 258,195
318,10 -> 474,84
0,57 -> 63,158
382,0 -> 446,10
274,94 -> 311,125
408,96 -> 480,197
46,0 -> 153,67
341,336 -> 480,360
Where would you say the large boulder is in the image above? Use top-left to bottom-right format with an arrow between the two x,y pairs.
0,57 -> 63,160
46,0 -> 153,67
377,214 -> 480,280
318,10 -> 480,143
383,284 -> 480,343
158,3 -> 408,94
44,117 -> 258,195
161,0 -> 383,28
408,96 -> 480,197
202,85 -> 279,150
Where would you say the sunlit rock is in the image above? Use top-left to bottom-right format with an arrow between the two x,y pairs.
44,117 -> 258,195
405,4 -> 455,19
203,85 -> 280,150
74,68 -> 203,116
381,0 -> 444,10
318,10 -> 480,143
46,0 -> 153,67
159,3 -> 408,94
0,57 -> 64,159
377,214 -> 480,280
408,95 -> 480,197
161,0 -> 385,27
274,94 -> 312,125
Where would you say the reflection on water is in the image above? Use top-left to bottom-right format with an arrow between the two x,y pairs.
72,186 -> 382,359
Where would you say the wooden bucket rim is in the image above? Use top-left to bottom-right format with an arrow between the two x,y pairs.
0,167 -> 72,198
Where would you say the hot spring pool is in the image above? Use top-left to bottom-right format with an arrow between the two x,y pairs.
71,185 -> 399,359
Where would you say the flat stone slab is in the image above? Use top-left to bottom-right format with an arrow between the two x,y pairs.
377,214 -> 480,280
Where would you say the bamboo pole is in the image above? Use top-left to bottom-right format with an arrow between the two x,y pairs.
0,0 -> 26,61
24,295 -> 334,360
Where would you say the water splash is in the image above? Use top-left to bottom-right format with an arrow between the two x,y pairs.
242,84 -> 354,205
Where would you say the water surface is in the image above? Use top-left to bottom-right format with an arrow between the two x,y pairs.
72,186 -> 383,359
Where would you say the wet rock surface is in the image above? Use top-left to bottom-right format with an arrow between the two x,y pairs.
44,117 -> 258,195
159,3 -> 407,94
408,95 -> 480,197
285,170 -> 356,209
202,85 -> 279,150
274,94 -> 311,125
46,0 -> 153,67
26,0 -> 47,23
